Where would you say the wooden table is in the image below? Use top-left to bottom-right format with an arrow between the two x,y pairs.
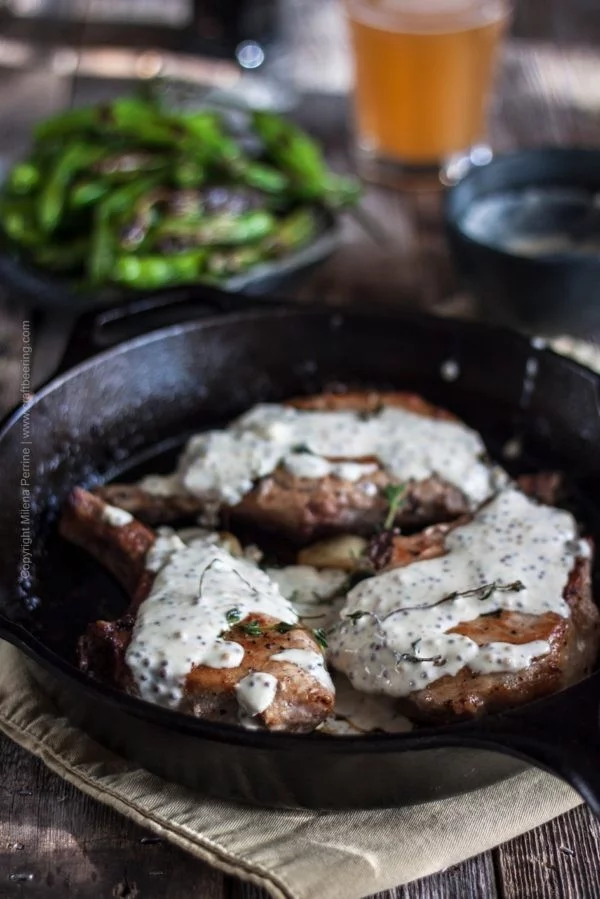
1,2 -> 600,896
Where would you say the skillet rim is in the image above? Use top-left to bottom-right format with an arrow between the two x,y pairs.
2,305 -> 600,751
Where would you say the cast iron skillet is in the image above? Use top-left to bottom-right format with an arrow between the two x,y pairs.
0,293 -> 599,812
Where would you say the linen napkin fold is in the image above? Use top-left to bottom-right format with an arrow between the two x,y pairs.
0,642 -> 581,899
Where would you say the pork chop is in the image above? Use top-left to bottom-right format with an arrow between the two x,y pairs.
329,488 -> 600,723
95,390 -> 500,542
62,487 -> 334,732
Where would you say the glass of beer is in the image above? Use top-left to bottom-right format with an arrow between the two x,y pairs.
345,0 -> 511,184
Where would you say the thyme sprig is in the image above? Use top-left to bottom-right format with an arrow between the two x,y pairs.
198,560 -> 262,605
381,579 -> 525,620
342,581 -> 526,668
233,619 -> 296,637
395,637 -> 445,667
313,628 -> 328,649
382,483 -> 407,530
345,580 -> 525,627
224,616 -> 327,651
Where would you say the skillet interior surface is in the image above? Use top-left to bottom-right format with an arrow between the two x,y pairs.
1,307 -> 600,809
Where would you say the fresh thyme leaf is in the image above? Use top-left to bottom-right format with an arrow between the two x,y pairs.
313,627 -> 328,649
275,621 -> 296,634
383,483 -> 407,530
291,443 -> 312,454
240,620 -> 263,637
410,637 -> 422,652
357,403 -> 384,422
225,608 -> 242,626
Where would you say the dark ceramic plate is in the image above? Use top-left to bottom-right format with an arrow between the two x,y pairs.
0,208 -> 339,311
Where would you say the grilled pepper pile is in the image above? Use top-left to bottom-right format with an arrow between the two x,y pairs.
0,97 -> 359,290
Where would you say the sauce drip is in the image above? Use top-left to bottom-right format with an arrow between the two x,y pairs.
235,672 -> 279,717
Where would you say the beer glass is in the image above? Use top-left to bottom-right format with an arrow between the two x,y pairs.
345,0 -> 511,183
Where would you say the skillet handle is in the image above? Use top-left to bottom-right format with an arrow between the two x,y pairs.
58,284 -> 283,372
454,673 -> 600,816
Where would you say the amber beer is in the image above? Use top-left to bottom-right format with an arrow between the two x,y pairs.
346,0 -> 510,173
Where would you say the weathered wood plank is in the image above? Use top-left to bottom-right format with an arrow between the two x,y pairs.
495,805 -> 600,899
0,733 -> 226,898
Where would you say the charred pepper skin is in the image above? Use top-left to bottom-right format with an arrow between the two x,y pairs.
0,96 -> 361,290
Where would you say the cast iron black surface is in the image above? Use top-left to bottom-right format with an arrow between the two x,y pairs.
445,148 -> 600,337
0,302 -> 599,811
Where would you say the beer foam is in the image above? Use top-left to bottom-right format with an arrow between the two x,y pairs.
349,0 -> 507,31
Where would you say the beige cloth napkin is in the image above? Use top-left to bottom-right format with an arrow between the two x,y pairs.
0,642 -> 581,899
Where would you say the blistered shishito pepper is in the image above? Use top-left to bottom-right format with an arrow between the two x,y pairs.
111,251 -> 208,290
39,143 -> 106,233
0,94 -> 360,287
242,162 -> 289,195
0,198 -> 41,247
264,207 -> 319,255
173,157 -> 205,189
69,179 -> 110,209
253,111 -> 360,207
93,151 -> 167,178
154,210 -> 276,248
34,106 -> 100,143
206,244 -> 264,278
7,162 -> 41,195
88,175 -> 162,284
252,111 -> 328,198
105,97 -> 178,147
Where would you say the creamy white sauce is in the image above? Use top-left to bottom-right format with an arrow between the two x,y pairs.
145,531 -> 187,572
101,503 -> 134,527
267,565 -> 349,631
468,640 -> 550,674
271,649 -> 334,692
140,401 -> 500,510
145,527 -> 243,573
235,672 -> 278,716
320,674 -> 413,735
283,453 -> 378,482
127,543 -> 297,710
139,473 -> 182,497
266,565 -> 348,606
329,488 -> 580,698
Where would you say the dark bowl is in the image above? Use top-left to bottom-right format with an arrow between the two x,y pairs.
444,148 -> 600,337
0,207 -> 339,311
